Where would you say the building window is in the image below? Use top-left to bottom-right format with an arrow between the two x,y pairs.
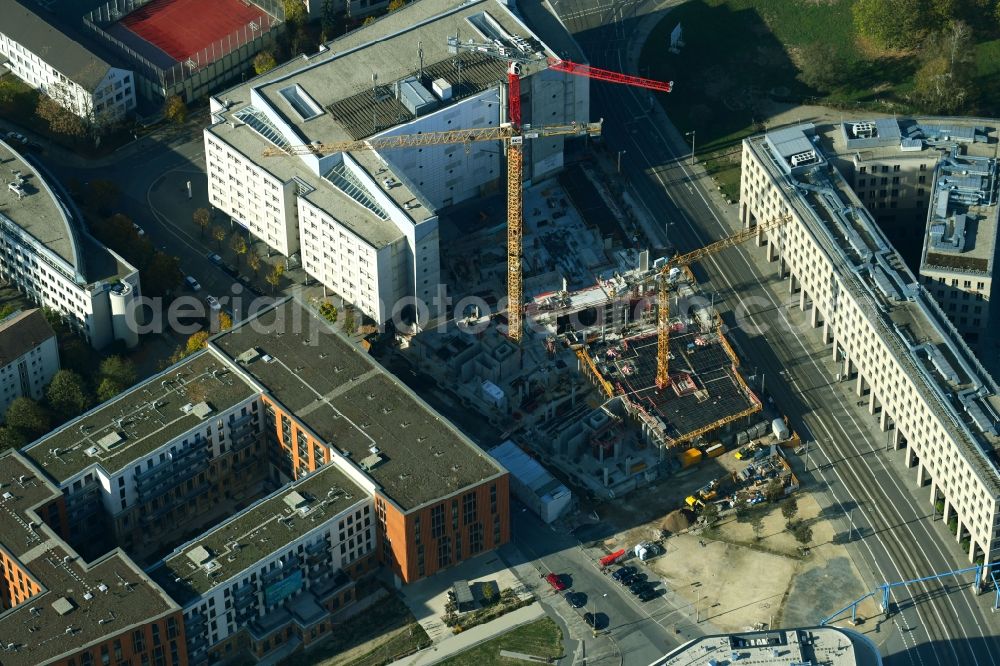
431,505 -> 445,538
463,492 -> 477,526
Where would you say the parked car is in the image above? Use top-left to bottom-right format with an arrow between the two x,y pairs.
5,131 -> 27,145
545,573 -> 567,592
629,581 -> 651,596
618,572 -> 636,587
564,591 -> 584,608
132,223 -> 145,236
205,295 -> 220,310
637,588 -> 658,602
184,276 -> 201,291
611,566 -> 636,582
208,253 -> 222,265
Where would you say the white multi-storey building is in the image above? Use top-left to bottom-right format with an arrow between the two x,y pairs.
23,351 -> 266,559
149,465 -> 374,664
0,1 -> 135,123
0,139 -> 140,349
740,124 -> 1000,571
0,308 -> 58,415
204,0 -> 589,325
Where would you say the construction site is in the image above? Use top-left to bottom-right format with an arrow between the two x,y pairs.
404,180 -> 788,503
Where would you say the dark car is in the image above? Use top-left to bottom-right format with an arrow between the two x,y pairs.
619,572 -> 636,586
631,572 -> 648,585
637,588 -> 658,602
629,581 -> 651,596
584,612 -> 596,628
613,566 -> 636,581
564,591 -> 585,608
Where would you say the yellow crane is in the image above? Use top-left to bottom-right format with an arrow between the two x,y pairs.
262,120 -> 602,339
655,215 -> 791,389
260,122 -> 602,156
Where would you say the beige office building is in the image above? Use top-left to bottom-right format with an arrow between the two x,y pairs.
740,124 -> 1000,570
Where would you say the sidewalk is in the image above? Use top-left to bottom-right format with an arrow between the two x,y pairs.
386,603 -> 546,666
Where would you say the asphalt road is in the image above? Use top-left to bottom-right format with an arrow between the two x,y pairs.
523,0 -> 1000,662
511,503 -> 699,666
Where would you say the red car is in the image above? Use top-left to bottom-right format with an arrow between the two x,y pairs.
545,573 -> 567,591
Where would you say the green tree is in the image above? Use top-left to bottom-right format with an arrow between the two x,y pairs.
212,225 -> 226,250
749,512 -> 765,541
36,93 -> 86,137
482,583 -> 497,605
387,0 -> 405,11
283,0 -> 306,25
5,397 -> 50,441
781,496 -> 799,523
60,337 -> 98,376
853,0 -> 931,50
362,15 -> 376,26
253,51 -> 278,75
321,0 -> 337,34
218,312 -> 233,331
266,264 -> 285,294
797,43 -> 849,93
0,426 -> 25,452
344,306 -> 356,334
792,522 -> 813,545
163,94 -> 187,124
85,179 -> 121,216
193,208 -> 211,237
996,0 -> 1000,28
47,369 -> 92,420
143,252 -> 184,297
230,233 -> 248,266
734,498 -> 751,523
97,377 -> 124,403
99,356 -> 137,389
913,22 -> 975,113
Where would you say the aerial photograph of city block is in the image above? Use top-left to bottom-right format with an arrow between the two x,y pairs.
1,0 -> 999,664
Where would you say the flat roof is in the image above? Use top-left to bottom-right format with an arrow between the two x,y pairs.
0,0 -> 114,90
749,127 -> 1000,485
24,351 -> 259,484
151,462 -> 368,604
210,298 -> 506,512
204,0 -> 553,247
0,308 -> 54,366
0,140 -> 80,269
0,452 -> 179,666
920,151 -> 998,275
651,627 -> 881,666
252,0 -> 545,146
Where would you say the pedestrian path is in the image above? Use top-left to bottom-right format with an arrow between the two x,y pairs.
386,603 -> 546,666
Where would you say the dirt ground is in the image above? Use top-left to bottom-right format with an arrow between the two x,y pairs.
647,491 -> 881,635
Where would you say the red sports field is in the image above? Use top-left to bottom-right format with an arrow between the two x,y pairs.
120,0 -> 269,62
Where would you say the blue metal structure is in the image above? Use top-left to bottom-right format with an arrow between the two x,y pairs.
819,561 -> 1000,626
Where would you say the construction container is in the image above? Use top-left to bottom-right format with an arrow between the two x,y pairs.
680,448 -> 703,468
705,443 -> 726,458
772,418 -> 791,441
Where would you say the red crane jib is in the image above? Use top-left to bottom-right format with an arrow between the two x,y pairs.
547,58 -> 674,93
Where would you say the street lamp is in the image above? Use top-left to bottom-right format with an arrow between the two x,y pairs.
592,592 -> 608,637
617,149 -> 626,174
685,130 -> 696,165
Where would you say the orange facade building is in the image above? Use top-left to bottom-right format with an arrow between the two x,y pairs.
212,299 -> 512,586
0,451 -> 187,666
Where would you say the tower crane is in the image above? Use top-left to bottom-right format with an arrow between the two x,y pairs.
261,121 -> 603,156
655,215 -> 791,389
264,40 -> 671,342
445,36 -> 672,343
